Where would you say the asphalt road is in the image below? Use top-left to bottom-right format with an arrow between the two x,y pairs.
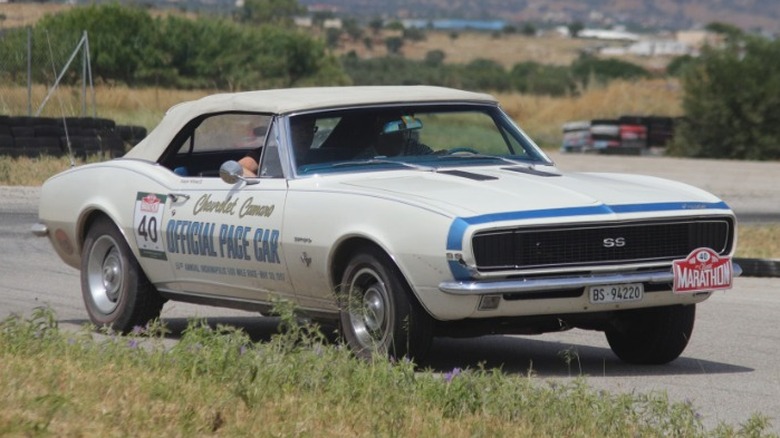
2,153 -> 780,432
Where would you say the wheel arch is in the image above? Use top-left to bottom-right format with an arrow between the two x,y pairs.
329,237 -> 429,309
329,237 -> 388,294
76,208 -> 130,255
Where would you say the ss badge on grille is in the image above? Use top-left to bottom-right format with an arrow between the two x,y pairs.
602,237 -> 626,248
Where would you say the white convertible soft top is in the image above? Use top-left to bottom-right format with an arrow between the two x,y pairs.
125,86 -> 497,161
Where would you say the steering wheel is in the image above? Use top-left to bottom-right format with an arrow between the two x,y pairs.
448,147 -> 480,155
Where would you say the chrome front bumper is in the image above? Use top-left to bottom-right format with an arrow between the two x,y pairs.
439,263 -> 743,296
31,222 -> 49,237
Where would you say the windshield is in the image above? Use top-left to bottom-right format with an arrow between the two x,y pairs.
289,104 -> 552,176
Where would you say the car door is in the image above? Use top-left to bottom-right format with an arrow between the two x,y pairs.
159,113 -> 294,304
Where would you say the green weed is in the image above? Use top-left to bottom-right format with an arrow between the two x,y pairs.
0,306 -> 775,437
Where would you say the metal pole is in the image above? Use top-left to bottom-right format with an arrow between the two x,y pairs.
27,27 -> 32,116
82,31 -> 87,116
85,32 -> 96,118
35,32 -> 86,117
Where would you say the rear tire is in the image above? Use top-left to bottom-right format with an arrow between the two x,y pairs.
81,217 -> 164,332
606,304 -> 695,365
338,247 -> 433,361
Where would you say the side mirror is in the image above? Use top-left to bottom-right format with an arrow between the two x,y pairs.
219,160 -> 243,184
219,160 -> 258,185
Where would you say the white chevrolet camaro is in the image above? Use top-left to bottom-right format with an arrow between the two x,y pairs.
34,86 -> 739,364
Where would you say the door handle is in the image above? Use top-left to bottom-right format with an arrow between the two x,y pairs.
168,193 -> 190,203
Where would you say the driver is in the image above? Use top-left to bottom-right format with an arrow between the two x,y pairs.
239,116 -> 317,176
357,115 -> 432,158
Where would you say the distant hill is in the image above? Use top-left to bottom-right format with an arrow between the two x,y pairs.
301,0 -> 780,33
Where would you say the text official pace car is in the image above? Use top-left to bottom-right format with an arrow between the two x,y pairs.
34,86 -> 739,364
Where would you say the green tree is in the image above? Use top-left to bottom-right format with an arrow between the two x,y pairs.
666,55 -> 696,77
342,18 -> 364,41
386,21 -> 404,32
510,61 -> 574,96
568,21 -> 584,37
369,17 -> 383,35
325,27 -> 342,49
237,0 -> 305,25
669,36 -> 780,160
12,4 -> 348,89
570,55 -> 650,87
403,27 -> 426,42
521,23 -> 537,36
311,10 -> 334,28
36,4 -> 163,85
385,36 -> 404,55
424,50 -> 446,67
705,21 -> 744,42
461,59 -> 510,92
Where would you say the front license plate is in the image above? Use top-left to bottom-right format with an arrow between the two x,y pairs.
588,283 -> 644,304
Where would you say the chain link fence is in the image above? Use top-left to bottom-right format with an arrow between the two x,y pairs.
0,27 -> 93,117
0,28 -> 147,158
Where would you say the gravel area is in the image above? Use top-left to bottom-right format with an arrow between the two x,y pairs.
0,186 -> 40,213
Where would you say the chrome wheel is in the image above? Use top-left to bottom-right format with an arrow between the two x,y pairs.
80,217 -> 164,332
339,248 -> 433,361
86,235 -> 124,314
347,267 -> 393,350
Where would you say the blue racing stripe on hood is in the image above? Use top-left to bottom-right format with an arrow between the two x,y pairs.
446,201 -> 730,251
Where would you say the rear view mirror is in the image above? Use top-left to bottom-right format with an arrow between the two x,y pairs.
382,116 -> 422,134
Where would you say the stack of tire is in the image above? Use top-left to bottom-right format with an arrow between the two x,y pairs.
0,115 -> 147,158
589,119 -> 621,153
561,115 -> 678,155
645,116 -> 676,148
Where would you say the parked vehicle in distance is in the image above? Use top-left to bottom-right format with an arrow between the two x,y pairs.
560,120 -> 591,153
34,86 -> 739,364
561,115 -> 676,155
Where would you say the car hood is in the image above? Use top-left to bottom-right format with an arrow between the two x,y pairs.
337,165 -> 727,219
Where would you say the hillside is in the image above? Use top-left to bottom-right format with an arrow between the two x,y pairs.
3,1 -> 777,32
300,0 -> 780,33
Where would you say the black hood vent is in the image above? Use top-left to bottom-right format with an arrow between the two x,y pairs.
438,170 -> 498,181
502,166 -> 561,177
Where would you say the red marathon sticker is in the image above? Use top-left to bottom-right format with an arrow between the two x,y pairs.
673,247 -> 733,293
140,193 -> 162,213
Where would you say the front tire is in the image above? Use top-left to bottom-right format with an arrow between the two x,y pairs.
338,247 -> 433,361
605,304 -> 696,365
81,217 -> 164,332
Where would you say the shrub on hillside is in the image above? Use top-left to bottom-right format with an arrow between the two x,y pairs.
571,55 -> 651,87
0,4 -> 348,89
510,62 -> 575,96
669,36 -> 780,160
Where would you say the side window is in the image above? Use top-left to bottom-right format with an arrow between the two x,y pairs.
169,113 -> 271,177
259,122 -> 283,178
192,113 -> 270,153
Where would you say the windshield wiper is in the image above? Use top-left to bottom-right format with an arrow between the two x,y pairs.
436,152 -> 539,168
327,158 -> 435,171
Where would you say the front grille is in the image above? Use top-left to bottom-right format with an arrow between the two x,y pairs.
472,218 -> 734,272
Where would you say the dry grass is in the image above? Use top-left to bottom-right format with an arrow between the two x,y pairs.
1,79 -> 681,146
497,79 -> 683,146
0,3 -> 74,28
0,84 -> 208,131
737,224 -> 780,259
0,2 -> 196,28
336,30 -> 605,68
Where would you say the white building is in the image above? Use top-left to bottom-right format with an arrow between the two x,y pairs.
579,28 -> 641,42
